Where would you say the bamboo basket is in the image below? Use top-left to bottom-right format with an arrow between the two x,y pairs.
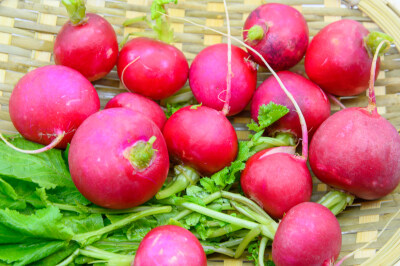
1,0 -> 400,265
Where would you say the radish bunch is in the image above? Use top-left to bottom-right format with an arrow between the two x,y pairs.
3,1 -> 400,266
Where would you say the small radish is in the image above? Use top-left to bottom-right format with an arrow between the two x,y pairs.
272,202 -> 342,266
189,44 -> 257,116
5,65 -> 99,151
251,71 -> 331,139
309,38 -> 400,200
243,3 -> 309,71
105,92 -> 167,130
69,108 -> 169,209
162,105 -> 238,176
305,20 -> 381,96
54,0 -> 118,81
133,225 -> 207,266
117,37 -> 189,100
240,146 -> 312,219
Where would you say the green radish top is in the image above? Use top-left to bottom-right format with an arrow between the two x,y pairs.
365,31 -> 394,57
62,0 -> 87,25
122,0 -> 177,45
126,136 -> 157,170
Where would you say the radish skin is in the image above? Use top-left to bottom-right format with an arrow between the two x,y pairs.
251,71 -> 331,139
9,65 -> 100,149
105,92 -> 167,130
162,105 -> 238,175
272,202 -> 342,266
133,225 -> 207,266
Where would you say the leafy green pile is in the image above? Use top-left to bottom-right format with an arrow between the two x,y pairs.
0,103 -> 290,266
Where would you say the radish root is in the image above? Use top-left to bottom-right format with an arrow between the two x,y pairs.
160,12 -> 309,159
326,93 -> 346,109
0,131 -> 65,154
120,56 -> 141,90
222,0 -> 232,116
367,40 -> 389,114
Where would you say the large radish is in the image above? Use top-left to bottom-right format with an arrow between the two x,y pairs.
69,108 -> 169,209
4,65 -> 99,151
54,0 -> 118,81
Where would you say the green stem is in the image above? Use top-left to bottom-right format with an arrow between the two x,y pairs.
234,227 -> 261,258
220,191 -> 275,222
72,206 -> 172,246
52,203 -> 155,214
207,224 -> 243,238
250,133 -> 296,154
156,166 -> 200,199
126,136 -> 157,171
56,249 -> 80,266
173,191 -> 222,220
79,246 -> 134,266
62,0 -> 87,25
231,201 -> 276,229
258,237 -> 268,266
220,238 -> 245,247
317,190 -> 355,216
180,202 -> 275,239
365,31 -> 394,57
246,25 -> 265,42
161,89 -> 195,105
201,244 -> 235,257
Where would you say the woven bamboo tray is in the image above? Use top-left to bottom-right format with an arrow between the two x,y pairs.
1,0 -> 400,265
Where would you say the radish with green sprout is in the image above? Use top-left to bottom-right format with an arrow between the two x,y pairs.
105,92 -> 167,130
305,20 -> 382,96
54,0 -> 118,81
251,71 -> 331,139
189,44 -> 257,116
243,3 -> 309,71
310,38 -> 400,200
133,225 -> 207,266
3,65 -> 99,152
69,108 -> 169,209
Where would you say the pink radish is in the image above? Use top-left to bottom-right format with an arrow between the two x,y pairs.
272,202 -> 342,266
189,44 -> 257,116
6,65 -> 99,151
309,39 -> 400,200
305,19 -> 379,96
117,37 -> 189,100
69,108 -> 169,209
240,146 -> 312,219
251,71 -> 331,139
243,3 -> 309,71
133,225 -> 207,266
162,105 -> 238,176
105,92 -> 167,130
54,1 -> 118,81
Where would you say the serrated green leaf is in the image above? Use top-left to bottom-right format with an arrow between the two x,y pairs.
165,102 -> 187,118
0,206 -> 73,244
150,0 -> 177,20
184,213 -> 201,226
0,177 -> 26,210
0,136 -> 74,189
247,103 -> 289,133
199,178 -> 218,194
0,240 -> 68,266
61,213 -> 104,235
46,186 -> 91,206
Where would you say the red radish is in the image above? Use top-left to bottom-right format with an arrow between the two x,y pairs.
117,37 -> 189,100
133,225 -> 207,266
272,202 -> 342,266
162,105 -> 238,176
305,19 -> 379,96
243,3 -> 309,71
69,108 -> 169,209
7,65 -> 99,150
251,71 -> 331,139
309,39 -> 400,200
105,92 -> 167,130
189,44 -> 257,116
54,1 -> 118,81
240,146 -> 312,219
